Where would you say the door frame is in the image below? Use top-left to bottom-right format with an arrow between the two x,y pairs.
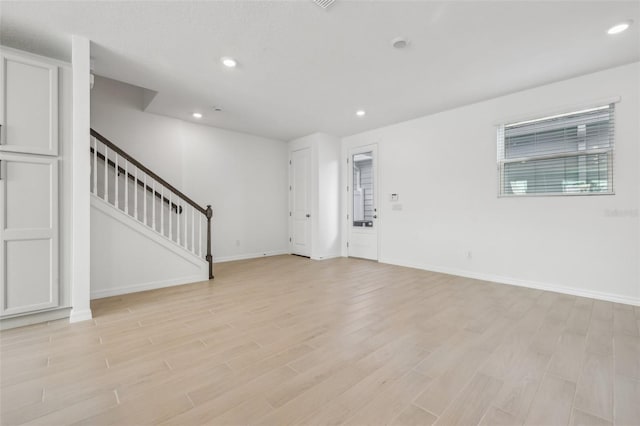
347,143 -> 379,261
289,147 -> 312,257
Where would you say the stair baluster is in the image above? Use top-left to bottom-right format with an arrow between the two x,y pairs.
89,129 -> 214,279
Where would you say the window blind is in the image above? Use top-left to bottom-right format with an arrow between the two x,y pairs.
497,104 -> 615,196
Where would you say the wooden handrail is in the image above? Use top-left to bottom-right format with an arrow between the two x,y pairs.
90,147 -> 183,214
90,128 -> 214,279
90,129 -> 206,215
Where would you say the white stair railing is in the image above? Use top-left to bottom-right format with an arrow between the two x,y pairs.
89,129 -> 214,279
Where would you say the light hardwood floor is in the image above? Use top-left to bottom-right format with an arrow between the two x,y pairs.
1,255 -> 639,426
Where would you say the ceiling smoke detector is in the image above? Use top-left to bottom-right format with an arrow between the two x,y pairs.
313,0 -> 335,9
392,37 -> 409,49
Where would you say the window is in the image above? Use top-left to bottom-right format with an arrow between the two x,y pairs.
352,152 -> 374,227
497,104 -> 615,196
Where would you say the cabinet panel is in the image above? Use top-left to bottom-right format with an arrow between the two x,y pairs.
5,239 -> 54,312
0,153 -> 59,316
5,160 -> 52,229
0,52 -> 58,156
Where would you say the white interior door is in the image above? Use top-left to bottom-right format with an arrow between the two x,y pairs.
348,144 -> 378,260
290,148 -> 311,257
0,152 -> 59,316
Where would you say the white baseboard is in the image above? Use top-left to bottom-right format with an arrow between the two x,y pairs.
214,250 -> 289,263
1,307 -> 72,330
311,253 -> 342,261
90,274 -> 207,300
69,308 -> 93,323
379,258 -> 640,307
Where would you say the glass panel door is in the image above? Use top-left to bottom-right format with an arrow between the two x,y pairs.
348,144 -> 378,261
352,151 -> 375,228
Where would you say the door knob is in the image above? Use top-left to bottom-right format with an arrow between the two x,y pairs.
373,215 -> 378,219
306,214 -> 311,218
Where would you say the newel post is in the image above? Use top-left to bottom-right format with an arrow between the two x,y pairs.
206,205 -> 214,279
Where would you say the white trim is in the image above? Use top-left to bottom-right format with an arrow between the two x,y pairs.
90,196 -> 208,300
0,45 -> 71,68
341,138 -> 383,258
493,95 -> 621,127
347,143 -> 379,261
289,146 -> 312,257
69,308 -> 93,323
91,195 -> 206,268
311,253 -> 341,261
1,307 -> 71,330
214,250 -> 289,263
505,105 -> 610,128
379,258 -> 639,307
90,275 -> 207,300
70,36 -> 93,331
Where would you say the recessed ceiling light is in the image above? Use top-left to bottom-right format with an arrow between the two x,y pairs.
356,110 -> 366,117
607,20 -> 632,35
392,37 -> 409,49
192,112 -> 202,119
221,57 -> 237,68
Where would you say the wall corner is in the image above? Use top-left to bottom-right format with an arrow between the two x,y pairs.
70,35 -> 92,322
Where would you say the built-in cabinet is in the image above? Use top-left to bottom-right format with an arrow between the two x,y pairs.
288,133 -> 341,260
0,49 -> 62,320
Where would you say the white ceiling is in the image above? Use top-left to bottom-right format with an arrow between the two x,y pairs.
1,1 -> 639,141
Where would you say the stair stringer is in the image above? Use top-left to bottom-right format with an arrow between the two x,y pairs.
90,195 -> 209,299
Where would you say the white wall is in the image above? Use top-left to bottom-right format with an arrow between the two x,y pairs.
90,78 -> 184,187
343,62 -> 640,305
316,133 -> 341,259
90,197 -> 208,299
290,133 -> 341,260
91,76 -> 289,262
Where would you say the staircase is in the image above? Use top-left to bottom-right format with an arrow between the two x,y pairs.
89,129 -> 213,288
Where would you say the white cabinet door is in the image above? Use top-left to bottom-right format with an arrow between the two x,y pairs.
0,52 -> 59,156
291,148 -> 312,257
0,153 -> 59,316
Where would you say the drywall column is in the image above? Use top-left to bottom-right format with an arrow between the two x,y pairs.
315,133 -> 341,259
70,35 -> 92,322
